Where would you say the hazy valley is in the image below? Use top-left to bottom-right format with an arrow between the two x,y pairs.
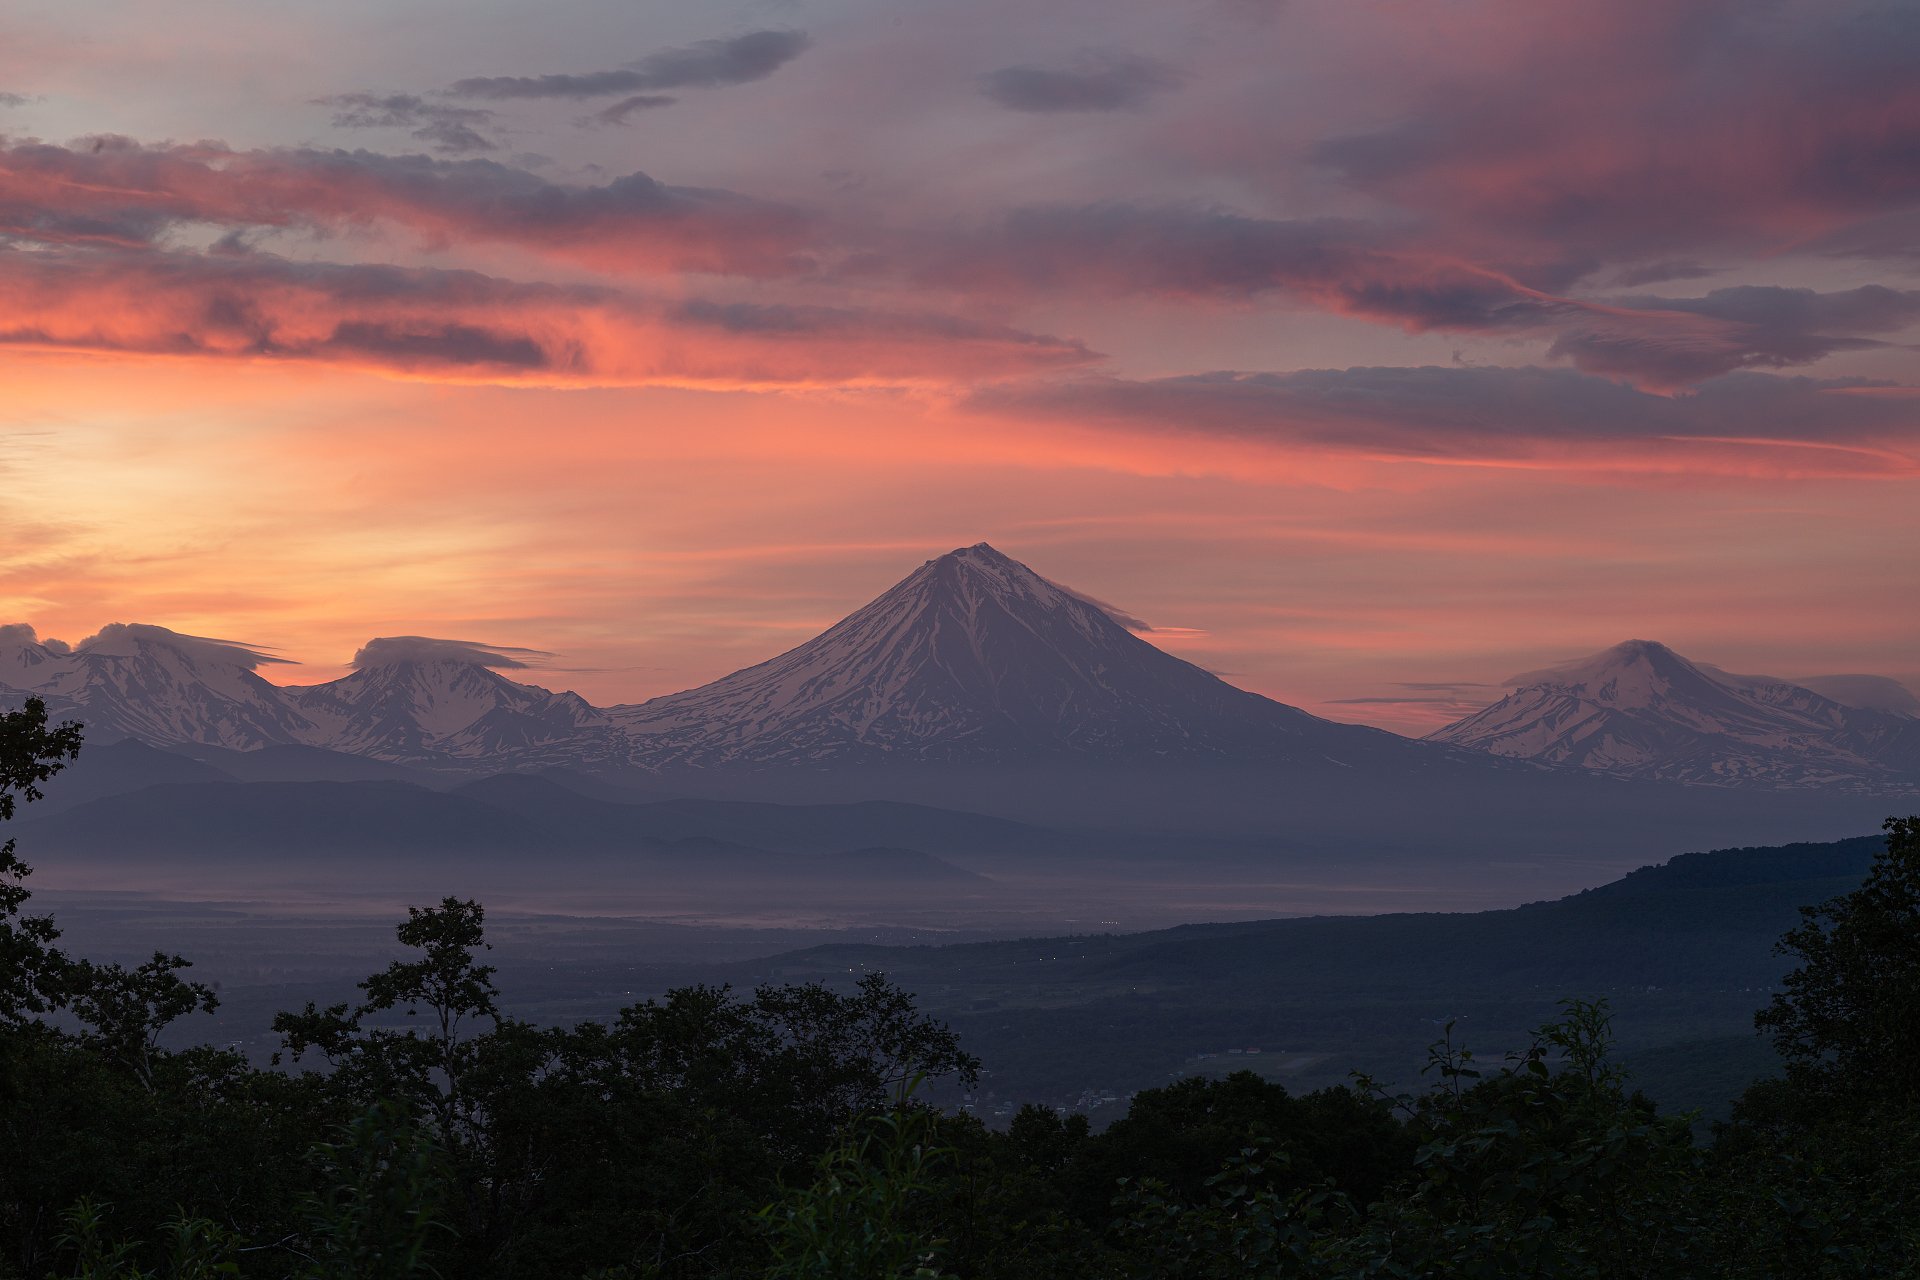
8,544 -> 1916,1130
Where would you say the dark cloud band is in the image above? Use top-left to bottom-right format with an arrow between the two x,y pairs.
981,54 -> 1183,113
320,93 -> 500,154
451,30 -> 810,101
970,365 -> 1920,472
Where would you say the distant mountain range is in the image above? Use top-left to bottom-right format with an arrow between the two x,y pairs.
0,545 -> 1426,774
285,638 -> 616,765
3,550 -> 1915,803
1430,640 -> 1920,791
1,622 -> 316,751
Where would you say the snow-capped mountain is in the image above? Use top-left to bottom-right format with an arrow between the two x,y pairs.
0,626 -> 611,765
282,638 -> 615,765
1429,639 -> 1920,790
6,562 -> 1912,796
607,542 -> 1403,768
0,623 -> 317,750
5,547 -> 1407,773
1,624 -> 68,690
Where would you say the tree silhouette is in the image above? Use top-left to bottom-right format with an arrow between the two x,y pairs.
1757,814 -> 1920,1111
0,696 -> 82,1027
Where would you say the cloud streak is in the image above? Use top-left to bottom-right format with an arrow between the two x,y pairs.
592,95 -> 679,126
0,136 -> 810,276
0,243 -> 1093,386
981,53 -> 1183,113
971,365 -> 1920,475
450,30 -> 811,101
914,204 -> 1920,389
321,93 -> 500,154
1558,285 -> 1920,385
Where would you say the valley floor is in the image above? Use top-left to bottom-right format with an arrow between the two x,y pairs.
45,822 -> 1847,1124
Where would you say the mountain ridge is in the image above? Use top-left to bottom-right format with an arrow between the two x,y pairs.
1,545 -> 1423,775
6,556 -> 1916,798
1430,639 -> 1919,791
607,543 -> 1405,768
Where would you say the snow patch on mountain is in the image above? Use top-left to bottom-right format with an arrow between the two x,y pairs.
1432,640 -> 1920,791
0,623 -> 315,750
286,644 -> 610,763
607,543 -> 1391,767
8,560 -> 1910,793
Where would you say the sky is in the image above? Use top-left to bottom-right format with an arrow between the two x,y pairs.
1,0 -> 1917,734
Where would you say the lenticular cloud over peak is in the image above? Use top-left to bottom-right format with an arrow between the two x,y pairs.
350,636 -> 555,670
0,623 -> 70,656
75,623 -> 294,669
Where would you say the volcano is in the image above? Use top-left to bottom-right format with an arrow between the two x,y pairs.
284,638 -> 612,765
0,623 -> 314,750
608,543 -> 1409,769
1429,639 -> 1920,791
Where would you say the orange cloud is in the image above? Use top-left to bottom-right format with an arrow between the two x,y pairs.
0,243 -> 1093,387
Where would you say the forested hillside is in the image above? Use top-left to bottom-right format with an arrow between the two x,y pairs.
721,833 -> 1884,1112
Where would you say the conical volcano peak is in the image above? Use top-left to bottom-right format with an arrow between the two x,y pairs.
920,543 -> 1055,595
937,541 -> 1016,565
610,542 -> 1369,766
929,541 -> 1052,587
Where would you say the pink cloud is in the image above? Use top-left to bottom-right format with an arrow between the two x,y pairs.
0,243 -> 1093,386
1309,0 -> 1920,266
0,137 -> 808,275
971,365 -> 1920,477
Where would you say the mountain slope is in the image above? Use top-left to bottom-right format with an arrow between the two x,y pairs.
455,773 -> 1058,854
723,833 -> 1884,1111
282,638 -> 615,766
20,780 -> 546,860
29,739 -> 238,815
1429,640 -> 1920,790
184,743 -> 442,786
18,777 -> 995,895
608,543 -> 1407,768
0,623 -> 316,750
9,560 -> 1911,807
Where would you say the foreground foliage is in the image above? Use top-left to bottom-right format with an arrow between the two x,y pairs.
3,706 -> 1917,1277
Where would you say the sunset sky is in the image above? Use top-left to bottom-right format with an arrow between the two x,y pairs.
2,0 -> 1917,733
